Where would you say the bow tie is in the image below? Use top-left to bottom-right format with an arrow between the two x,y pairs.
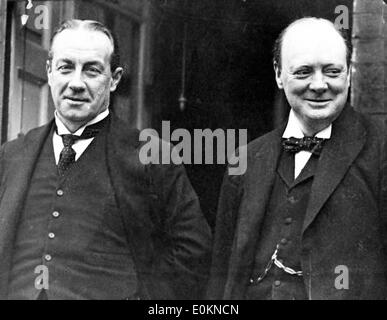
282,136 -> 325,156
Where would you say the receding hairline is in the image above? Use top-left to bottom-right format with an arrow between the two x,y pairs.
274,17 -> 351,70
50,28 -> 114,55
48,19 -> 120,71
50,21 -> 114,55
285,18 -> 345,45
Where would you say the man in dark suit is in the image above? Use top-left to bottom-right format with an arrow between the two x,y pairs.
208,17 -> 387,299
0,19 -> 212,300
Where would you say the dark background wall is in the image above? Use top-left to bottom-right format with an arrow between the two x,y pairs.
2,1 -> 386,230
149,0 -> 353,229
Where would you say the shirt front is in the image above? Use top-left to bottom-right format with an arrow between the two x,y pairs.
53,108 -> 110,164
282,109 -> 332,178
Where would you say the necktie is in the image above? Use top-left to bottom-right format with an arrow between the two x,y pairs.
282,136 -> 325,156
57,117 -> 107,175
57,134 -> 80,175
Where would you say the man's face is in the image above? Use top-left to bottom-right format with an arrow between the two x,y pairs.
47,28 -> 122,131
275,21 -> 350,132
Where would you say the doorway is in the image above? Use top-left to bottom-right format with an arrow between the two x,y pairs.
151,0 -> 353,228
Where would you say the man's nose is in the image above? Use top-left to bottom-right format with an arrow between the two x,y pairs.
68,70 -> 86,91
309,71 -> 328,93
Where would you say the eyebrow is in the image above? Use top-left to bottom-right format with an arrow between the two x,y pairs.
287,65 -> 311,72
55,59 -> 105,68
292,65 -> 312,69
84,61 -> 105,68
55,59 -> 73,66
323,64 -> 345,68
291,63 -> 345,70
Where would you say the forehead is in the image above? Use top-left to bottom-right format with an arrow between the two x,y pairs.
281,21 -> 347,68
51,28 -> 113,63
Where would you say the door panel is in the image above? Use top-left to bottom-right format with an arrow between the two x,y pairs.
7,0 -> 51,140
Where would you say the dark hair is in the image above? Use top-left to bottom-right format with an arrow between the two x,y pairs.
48,19 -> 121,72
273,17 -> 352,72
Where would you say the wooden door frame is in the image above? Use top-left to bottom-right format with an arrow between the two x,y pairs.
0,0 -> 154,143
0,0 -> 8,143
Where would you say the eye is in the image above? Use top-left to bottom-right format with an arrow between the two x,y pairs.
85,66 -> 102,76
293,69 -> 311,78
57,64 -> 73,73
325,68 -> 342,77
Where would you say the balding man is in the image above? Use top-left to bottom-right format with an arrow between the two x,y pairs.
208,17 -> 387,299
0,19 -> 211,300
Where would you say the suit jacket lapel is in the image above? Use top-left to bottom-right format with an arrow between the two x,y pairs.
302,107 -> 366,234
277,151 -> 295,187
0,121 -> 53,297
225,126 -> 284,298
105,115 -> 158,267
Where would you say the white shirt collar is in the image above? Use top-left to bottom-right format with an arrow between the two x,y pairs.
282,109 -> 332,139
54,108 -> 110,136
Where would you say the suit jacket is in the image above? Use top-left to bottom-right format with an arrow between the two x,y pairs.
0,112 -> 212,300
208,106 -> 387,300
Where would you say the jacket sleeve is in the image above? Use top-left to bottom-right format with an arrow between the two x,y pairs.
0,144 -> 4,185
149,160 -> 212,299
379,123 -> 387,267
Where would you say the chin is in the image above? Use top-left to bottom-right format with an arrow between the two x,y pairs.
305,109 -> 344,126
308,111 -> 332,119
61,111 -> 90,123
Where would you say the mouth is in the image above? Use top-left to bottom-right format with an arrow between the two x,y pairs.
305,99 -> 331,102
305,99 -> 332,106
64,96 -> 89,103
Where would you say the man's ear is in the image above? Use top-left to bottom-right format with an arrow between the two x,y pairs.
110,67 -> 123,92
46,60 -> 52,86
273,61 -> 283,89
